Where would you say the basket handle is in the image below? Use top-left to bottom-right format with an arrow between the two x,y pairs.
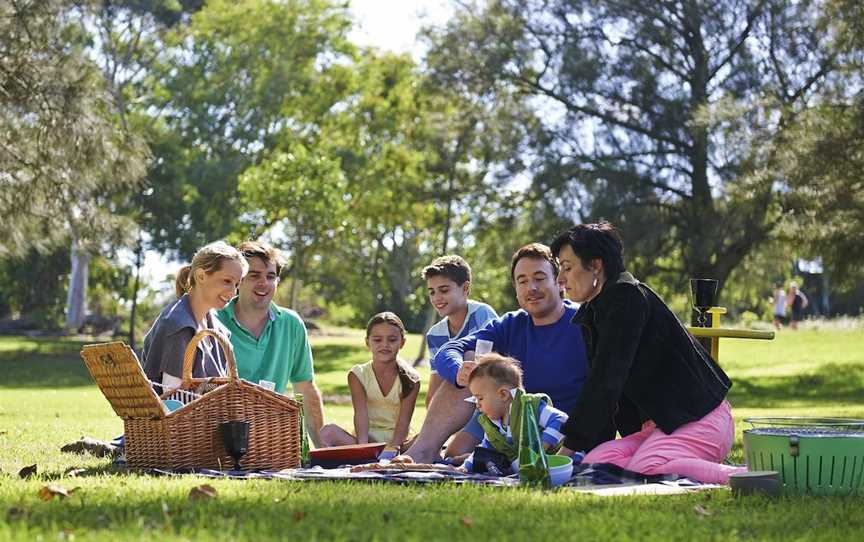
180,328 -> 239,388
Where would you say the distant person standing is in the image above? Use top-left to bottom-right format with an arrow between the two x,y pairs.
771,283 -> 786,329
787,282 -> 809,330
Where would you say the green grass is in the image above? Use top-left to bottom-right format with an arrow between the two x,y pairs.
1,327 -> 863,541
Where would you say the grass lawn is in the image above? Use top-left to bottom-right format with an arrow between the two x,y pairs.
1,325 -> 863,540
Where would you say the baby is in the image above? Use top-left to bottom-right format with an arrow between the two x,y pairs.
462,353 -> 568,473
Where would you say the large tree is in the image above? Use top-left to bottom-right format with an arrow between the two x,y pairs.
423,0 -> 842,294
0,0 -> 147,260
775,0 -> 864,289
142,0 -> 355,259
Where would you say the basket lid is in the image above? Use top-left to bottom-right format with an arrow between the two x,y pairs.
80,342 -> 166,419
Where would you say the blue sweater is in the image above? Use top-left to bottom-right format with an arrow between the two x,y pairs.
432,301 -> 588,415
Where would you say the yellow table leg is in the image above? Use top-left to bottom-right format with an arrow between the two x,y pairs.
707,307 -> 727,362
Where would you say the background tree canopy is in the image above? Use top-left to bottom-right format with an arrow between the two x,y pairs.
2,0 -> 863,334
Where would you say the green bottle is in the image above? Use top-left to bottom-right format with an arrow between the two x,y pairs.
294,393 -> 311,467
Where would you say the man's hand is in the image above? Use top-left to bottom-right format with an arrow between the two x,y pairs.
456,360 -> 477,387
444,452 -> 471,466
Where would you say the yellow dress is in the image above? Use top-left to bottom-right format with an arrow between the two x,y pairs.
350,361 -> 405,443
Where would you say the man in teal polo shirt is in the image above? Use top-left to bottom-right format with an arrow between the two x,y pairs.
217,240 -> 325,445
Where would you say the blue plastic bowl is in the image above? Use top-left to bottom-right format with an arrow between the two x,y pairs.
548,454 -> 574,487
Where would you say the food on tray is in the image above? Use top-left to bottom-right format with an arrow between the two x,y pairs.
349,462 -> 458,473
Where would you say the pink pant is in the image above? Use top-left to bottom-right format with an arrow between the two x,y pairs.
582,400 -> 746,484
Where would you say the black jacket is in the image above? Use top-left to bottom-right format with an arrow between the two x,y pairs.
561,272 -> 732,452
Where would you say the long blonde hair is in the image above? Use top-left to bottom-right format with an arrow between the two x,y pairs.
175,241 -> 248,298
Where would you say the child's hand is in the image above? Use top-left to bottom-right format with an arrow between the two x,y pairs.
456,465 -> 468,473
390,454 -> 414,464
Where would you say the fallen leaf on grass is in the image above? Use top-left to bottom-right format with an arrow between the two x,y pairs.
18,464 -> 37,479
292,511 -> 305,522
38,484 -> 71,501
188,484 -> 218,500
460,516 -> 473,527
693,504 -> 712,517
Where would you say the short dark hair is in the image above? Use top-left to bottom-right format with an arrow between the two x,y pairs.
422,255 -> 471,285
510,243 -> 559,282
468,353 -> 523,388
550,221 -> 625,279
238,240 -> 285,276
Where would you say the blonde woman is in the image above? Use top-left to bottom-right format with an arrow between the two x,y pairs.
141,241 -> 247,392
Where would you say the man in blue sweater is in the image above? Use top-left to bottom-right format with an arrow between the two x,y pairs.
400,243 -> 589,464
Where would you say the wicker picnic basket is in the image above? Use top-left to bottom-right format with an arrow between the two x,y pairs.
80,329 -> 302,470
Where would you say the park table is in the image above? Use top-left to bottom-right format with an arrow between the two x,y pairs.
686,307 -> 775,362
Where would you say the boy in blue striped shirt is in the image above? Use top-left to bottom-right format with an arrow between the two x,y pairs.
462,354 -> 567,473
423,255 -> 497,407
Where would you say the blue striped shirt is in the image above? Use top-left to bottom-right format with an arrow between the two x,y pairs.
425,300 -> 498,370
463,397 -> 568,472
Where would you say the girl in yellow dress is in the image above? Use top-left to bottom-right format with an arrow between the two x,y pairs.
319,312 -> 421,451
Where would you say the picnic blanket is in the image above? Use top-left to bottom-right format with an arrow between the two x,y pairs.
143,465 -> 519,486
136,462 -> 723,494
61,439 -> 726,493
567,463 -> 724,495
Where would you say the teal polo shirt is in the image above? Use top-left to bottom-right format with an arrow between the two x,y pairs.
216,299 -> 314,393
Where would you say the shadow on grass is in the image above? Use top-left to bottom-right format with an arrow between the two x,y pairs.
310,344 -> 367,373
1,338 -> 371,390
40,463 -> 127,481
0,338 -> 94,389
728,362 -> 864,408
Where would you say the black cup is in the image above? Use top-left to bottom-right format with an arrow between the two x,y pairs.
690,278 -> 718,312
220,420 -> 250,471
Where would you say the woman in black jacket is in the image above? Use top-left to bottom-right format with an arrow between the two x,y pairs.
551,222 -> 746,484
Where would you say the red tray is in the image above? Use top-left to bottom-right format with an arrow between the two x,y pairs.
309,442 -> 387,462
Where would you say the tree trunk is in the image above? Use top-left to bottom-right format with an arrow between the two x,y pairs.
414,174 -> 455,365
128,233 -> 143,348
65,238 -> 90,332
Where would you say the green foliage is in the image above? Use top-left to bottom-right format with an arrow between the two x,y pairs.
0,249 -> 70,328
0,0 -> 149,258
776,100 -> 864,289
140,0 -> 355,259
421,0 -> 841,298
9,0 -> 864,332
